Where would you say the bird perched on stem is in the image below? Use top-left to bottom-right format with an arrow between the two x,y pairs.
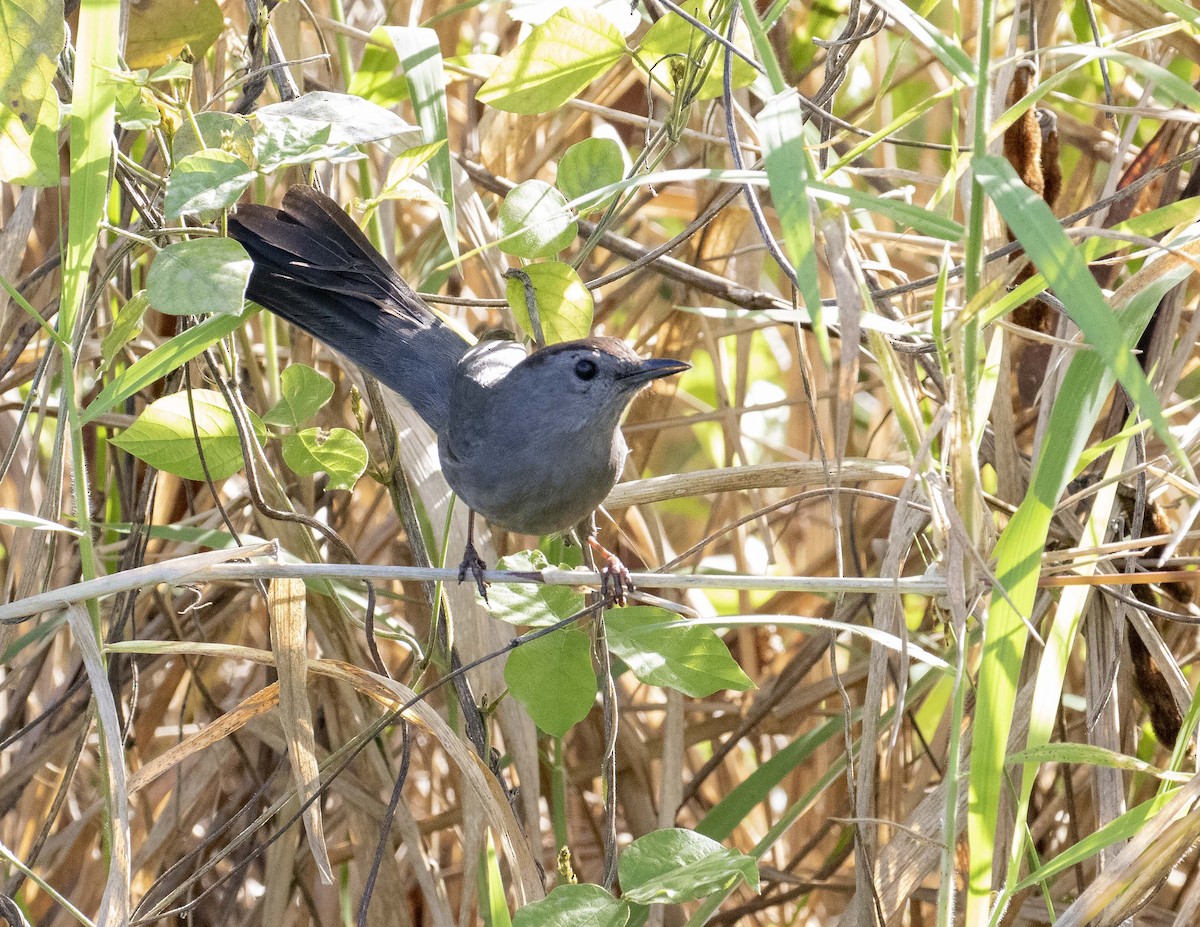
228,184 -> 687,601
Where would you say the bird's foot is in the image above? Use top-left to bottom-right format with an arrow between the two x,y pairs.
587,536 -> 633,607
458,541 -> 489,603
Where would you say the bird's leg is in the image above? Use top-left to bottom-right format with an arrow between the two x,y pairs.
457,510 -> 489,601
582,517 -> 633,607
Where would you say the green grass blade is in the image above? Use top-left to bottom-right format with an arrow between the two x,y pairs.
381,26 -> 458,256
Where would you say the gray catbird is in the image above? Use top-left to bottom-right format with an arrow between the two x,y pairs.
228,184 -> 688,596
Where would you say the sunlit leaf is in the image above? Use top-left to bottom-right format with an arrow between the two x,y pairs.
498,179 -> 577,258
504,627 -> 596,736
281,428 -> 368,491
477,7 -> 625,114
505,262 -> 593,344
147,238 -> 252,317
124,0 -> 223,70
618,829 -> 759,904
110,389 -> 264,482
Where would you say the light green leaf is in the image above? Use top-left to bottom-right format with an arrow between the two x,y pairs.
164,148 -> 255,218
0,0 -> 63,186
606,608 -> 753,697
556,137 -> 624,212
254,91 -> 413,147
171,111 -> 255,164
618,829 -> 759,904
380,27 -> 458,256
1008,743 -> 1188,782
0,101 -> 58,186
1012,791 -> 1177,892
147,238 -> 252,317
252,117 -> 362,174
965,176 -> 1200,912
110,389 -> 264,482
807,179 -> 964,241
486,550 -> 585,628
380,141 -> 447,196
509,0 -> 640,35
974,154 -> 1182,469
348,40 -> 410,108
758,92 -> 825,363
0,509 -> 82,535
100,291 -> 150,373
504,627 -> 596,736
149,59 -> 193,83
263,364 -> 335,427
281,428 -> 368,491
115,83 -> 160,131
0,0 -> 64,135
635,0 -> 757,101
505,262 -> 593,344
513,884 -> 630,927
124,0 -> 222,69
83,310 -> 250,425
498,179 -> 578,258
477,7 -> 625,115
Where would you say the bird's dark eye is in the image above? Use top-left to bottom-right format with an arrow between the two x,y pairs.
574,358 -> 598,380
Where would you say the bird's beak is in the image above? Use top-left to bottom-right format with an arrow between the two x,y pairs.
619,357 -> 690,385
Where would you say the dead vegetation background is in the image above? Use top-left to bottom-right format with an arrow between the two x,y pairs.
2,0 -> 1200,924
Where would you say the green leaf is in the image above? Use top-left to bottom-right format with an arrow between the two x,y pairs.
254,91 -> 413,147
100,291 -> 150,373
0,509 -> 82,535
348,39 -> 410,108
171,111 -> 255,164
1007,743 -> 1186,782
974,154 -> 1182,468
83,310 -> 250,425
504,627 -> 596,736
147,238 -> 252,317
0,0 -> 64,128
124,0 -> 222,70
696,715 -> 845,841
964,182 -> 1200,910
498,180 -> 578,258
606,608 -> 753,697
114,83 -> 160,131
477,7 -> 625,115
505,262 -> 593,344
807,179 -> 964,241
874,0 -> 974,84
263,364 -> 335,427
149,59 -> 193,83
486,550 -> 585,628
0,100 -> 58,186
252,118 -> 362,174
556,137 -> 624,212
110,389 -> 264,482
635,0 -> 757,101
379,27 -> 458,256
513,884 -> 630,927
281,428 -> 368,491
758,92 -> 825,363
164,148 -> 255,218
1012,790 -> 1177,892
483,834 -> 514,927
373,140 -> 448,203
0,0 -> 63,186
618,829 -> 759,904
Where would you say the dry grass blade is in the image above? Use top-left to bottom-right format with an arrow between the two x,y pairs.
269,577 -> 334,884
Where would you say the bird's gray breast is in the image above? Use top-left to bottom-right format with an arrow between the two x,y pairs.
439,343 -> 627,535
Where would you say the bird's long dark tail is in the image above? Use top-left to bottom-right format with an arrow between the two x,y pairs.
228,184 -> 467,432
